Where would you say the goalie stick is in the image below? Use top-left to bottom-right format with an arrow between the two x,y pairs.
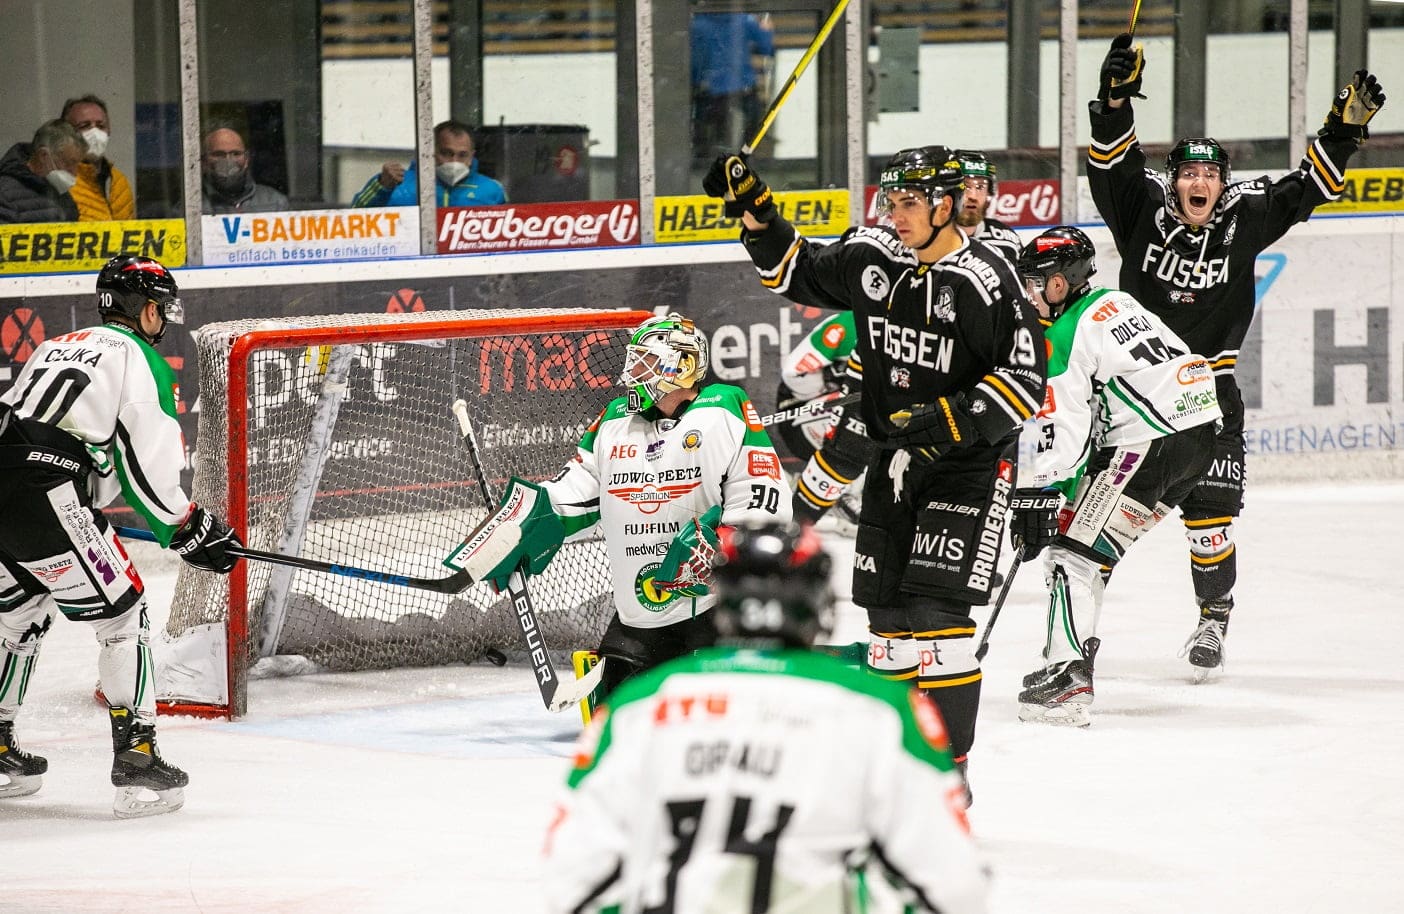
975,545 -> 1025,661
450,399 -> 606,713
114,526 -> 477,594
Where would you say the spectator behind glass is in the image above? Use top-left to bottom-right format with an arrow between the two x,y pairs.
62,94 -> 135,222
690,12 -> 774,164
201,125 -> 289,214
0,120 -> 85,224
352,120 -> 506,208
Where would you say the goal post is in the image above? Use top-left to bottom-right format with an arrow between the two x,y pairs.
155,307 -> 651,718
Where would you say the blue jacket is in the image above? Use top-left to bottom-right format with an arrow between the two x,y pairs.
353,159 -> 506,208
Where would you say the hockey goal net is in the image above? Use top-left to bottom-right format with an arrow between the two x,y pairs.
156,307 -> 650,718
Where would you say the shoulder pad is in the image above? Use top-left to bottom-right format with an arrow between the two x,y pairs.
845,225 -> 914,263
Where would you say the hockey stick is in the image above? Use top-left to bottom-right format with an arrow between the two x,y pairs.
760,390 -> 859,428
114,526 -> 476,594
1127,0 -> 1144,36
450,399 -> 606,712
742,0 -> 853,156
975,545 -> 1025,661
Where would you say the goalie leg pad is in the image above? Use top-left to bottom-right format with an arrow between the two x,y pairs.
443,477 -> 566,588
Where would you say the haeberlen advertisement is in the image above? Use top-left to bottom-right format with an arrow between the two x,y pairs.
436,200 -> 640,253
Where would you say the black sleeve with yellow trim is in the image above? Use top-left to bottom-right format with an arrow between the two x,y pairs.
966,284 -> 1048,444
740,213 -> 863,312
1086,99 -> 1155,245
1253,133 -> 1359,247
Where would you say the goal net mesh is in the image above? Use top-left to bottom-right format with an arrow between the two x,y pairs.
163,308 -> 640,712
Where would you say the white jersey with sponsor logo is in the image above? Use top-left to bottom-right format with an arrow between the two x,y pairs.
542,383 -> 791,628
543,648 -> 988,914
1,323 -> 190,544
1024,286 -> 1223,490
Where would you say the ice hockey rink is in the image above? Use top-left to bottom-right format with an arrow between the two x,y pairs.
6,480 -> 1403,914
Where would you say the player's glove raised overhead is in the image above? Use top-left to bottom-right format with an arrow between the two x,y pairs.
703,154 -> 778,222
1009,488 -> 1062,558
1320,69 -> 1387,142
1098,32 -> 1145,102
170,505 -> 242,574
656,505 -> 722,595
887,395 -> 976,462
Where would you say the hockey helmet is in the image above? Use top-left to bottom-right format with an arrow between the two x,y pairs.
876,145 -> 965,217
954,149 -> 997,194
1017,226 -> 1097,315
621,312 -> 710,412
1165,137 -> 1231,185
96,255 -> 184,343
711,521 -> 834,649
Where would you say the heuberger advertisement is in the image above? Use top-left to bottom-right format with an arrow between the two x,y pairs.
0,219 -> 186,273
655,190 -> 849,243
436,200 -> 640,253
203,208 -> 419,265
862,178 -> 1060,228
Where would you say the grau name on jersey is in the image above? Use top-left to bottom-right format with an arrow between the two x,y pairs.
1140,244 -> 1230,290
866,316 -> 955,372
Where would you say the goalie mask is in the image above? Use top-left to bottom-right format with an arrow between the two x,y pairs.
621,313 -> 710,412
711,522 -> 834,650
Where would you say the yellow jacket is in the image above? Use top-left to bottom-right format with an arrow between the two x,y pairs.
72,159 -> 135,222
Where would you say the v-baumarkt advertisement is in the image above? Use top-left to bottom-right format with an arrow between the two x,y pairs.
202,207 -> 419,265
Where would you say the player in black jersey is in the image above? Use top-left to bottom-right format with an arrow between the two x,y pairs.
705,146 -> 1045,780
1088,33 -> 1385,677
953,149 -> 1021,266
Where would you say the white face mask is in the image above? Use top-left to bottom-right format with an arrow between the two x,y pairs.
80,127 -> 109,159
46,166 -> 78,194
436,161 -> 470,187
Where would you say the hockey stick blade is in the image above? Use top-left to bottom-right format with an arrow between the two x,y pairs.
547,657 -> 607,713
114,526 -> 476,594
975,546 -> 1025,661
451,399 -> 567,711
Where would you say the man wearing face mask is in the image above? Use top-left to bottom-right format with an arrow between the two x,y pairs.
0,120 -> 84,224
62,94 -> 135,222
352,120 -> 506,208
200,125 -> 289,214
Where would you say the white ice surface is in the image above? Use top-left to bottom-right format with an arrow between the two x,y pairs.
6,481 -> 1404,913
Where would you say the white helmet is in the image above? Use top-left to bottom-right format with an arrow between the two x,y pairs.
621,312 -> 710,412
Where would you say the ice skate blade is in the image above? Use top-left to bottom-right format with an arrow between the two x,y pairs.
0,774 -> 42,798
114,785 -> 185,818
1018,702 -> 1091,728
1189,665 -> 1219,684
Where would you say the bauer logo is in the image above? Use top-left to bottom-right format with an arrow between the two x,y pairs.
437,201 -> 639,253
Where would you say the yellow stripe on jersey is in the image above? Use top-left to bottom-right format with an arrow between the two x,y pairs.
759,236 -> 805,290
1089,132 -> 1137,165
982,374 -> 1037,420
1183,516 -> 1233,528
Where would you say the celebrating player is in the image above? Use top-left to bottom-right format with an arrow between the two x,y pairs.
450,312 -> 790,698
953,149 -> 1021,265
0,255 -> 241,816
1089,35 -> 1386,675
543,521 -> 988,914
704,146 -> 1046,782
1009,227 -> 1222,726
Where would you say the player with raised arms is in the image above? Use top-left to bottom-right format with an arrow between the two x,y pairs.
447,312 -> 790,698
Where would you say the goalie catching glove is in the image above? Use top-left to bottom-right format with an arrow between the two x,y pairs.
887,394 -> 976,462
655,504 -> 723,595
702,154 -> 778,223
169,505 -> 241,574
442,477 -> 566,590
1320,69 -> 1386,143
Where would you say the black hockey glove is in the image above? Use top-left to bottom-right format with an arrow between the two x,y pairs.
887,395 -> 976,463
1320,69 -> 1386,143
1098,32 -> 1145,102
1009,488 -> 1062,558
170,505 -> 242,574
702,154 -> 778,222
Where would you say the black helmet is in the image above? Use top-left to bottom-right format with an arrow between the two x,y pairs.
878,146 -> 965,210
1017,226 -> 1097,313
1165,137 -> 1231,185
954,149 -> 997,194
96,255 -> 184,343
711,522 -> 834,649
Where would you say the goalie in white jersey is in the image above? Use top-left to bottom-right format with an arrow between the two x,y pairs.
543,521 -> 988,914
1006,228 -> 1222,726
453,312 -> 790,698
0,255 -> 242,816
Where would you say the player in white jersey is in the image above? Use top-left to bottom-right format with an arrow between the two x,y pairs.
0,255 -> 241,816
450,313 -> 790,698
1006,228 -> 1222,726
543,521 -> 988,914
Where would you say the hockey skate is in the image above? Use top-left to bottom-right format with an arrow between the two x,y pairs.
1180,597 -> 1232,682
0,720 -> 47,798
109,708 -> 187,819
1018,638 -> 1099,728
